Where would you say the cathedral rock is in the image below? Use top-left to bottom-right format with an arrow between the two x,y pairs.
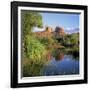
34,26 -> 66,38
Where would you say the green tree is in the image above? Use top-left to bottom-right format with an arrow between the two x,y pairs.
21,11 -> 43,57
62,33 -> 79,46
69,33 -> 79,45
22,11 -> 43,35
25,35 -> 46,61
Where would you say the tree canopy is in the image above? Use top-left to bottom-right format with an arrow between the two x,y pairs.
22,11 -> 43,35
21,11 -> 45,59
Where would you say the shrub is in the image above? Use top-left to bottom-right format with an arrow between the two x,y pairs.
24,35 -> 47,62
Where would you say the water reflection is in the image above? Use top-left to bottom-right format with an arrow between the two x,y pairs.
23,48 -> 79,77
46,49 -> 65,61
41,49 -> 79,76
54,50 -> 64,61
46,51 -> 53,61
41,55 -> 79,76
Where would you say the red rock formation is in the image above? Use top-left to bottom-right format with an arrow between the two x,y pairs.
34,26 -> 65,38
46,26 -> 52,33
55,26 -> 65,37
34,26 -> 53,38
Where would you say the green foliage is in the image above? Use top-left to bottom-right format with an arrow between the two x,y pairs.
21,11 -> 45,61
24,35 -> 47,61
23,59 -> 44,77
69,33 -> 79,45
22,11 -> 43,35
38,37 -> 58,47
58,33 -> 79,46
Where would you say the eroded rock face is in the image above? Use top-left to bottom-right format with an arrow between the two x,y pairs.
55,26 -> 65,35
46,26 -> 53,33
34,26 -> 53,38
34,26 -> 65,38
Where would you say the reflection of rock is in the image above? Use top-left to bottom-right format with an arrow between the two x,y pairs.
46,49 -> 64,61
55,52 -> 64,61
53,49 -> 64,61
46,51 -> 53,61
45,48 -> 65,61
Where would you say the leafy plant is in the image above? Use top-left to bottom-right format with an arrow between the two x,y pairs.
24,35 -> 47,62
21,11 -> 44,58
22,11 -> 43,35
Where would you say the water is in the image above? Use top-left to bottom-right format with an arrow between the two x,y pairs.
23,48 -> 79,77
41,55 -> 79,76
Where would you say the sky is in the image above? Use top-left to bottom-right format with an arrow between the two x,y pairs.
33,12 -> 80,33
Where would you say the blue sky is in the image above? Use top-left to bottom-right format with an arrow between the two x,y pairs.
33,12 -> 80,32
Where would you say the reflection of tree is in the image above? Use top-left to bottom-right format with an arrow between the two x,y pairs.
22,59 -> 45,77
72,50 -> 79,60
65,47 -> 79,60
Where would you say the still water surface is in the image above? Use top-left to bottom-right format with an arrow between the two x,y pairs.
23,49 -> 79,77
42,54 -> 79,76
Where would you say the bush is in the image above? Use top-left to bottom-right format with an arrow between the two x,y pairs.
24,35 -> 47,62
23,59 -> 44,77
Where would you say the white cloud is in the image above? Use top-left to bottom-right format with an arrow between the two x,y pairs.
65,27 -> 77,31
65,27 -> 79,34
33,27 -> 45,32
